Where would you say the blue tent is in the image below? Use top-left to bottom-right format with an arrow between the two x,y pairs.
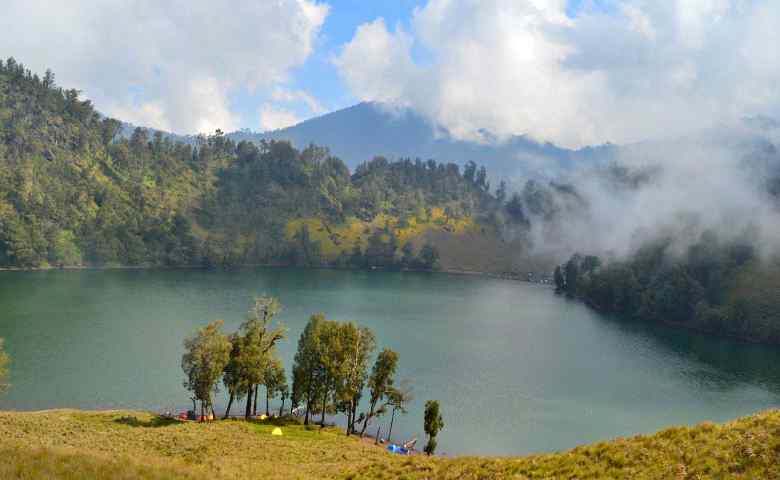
386,444 -> 409,455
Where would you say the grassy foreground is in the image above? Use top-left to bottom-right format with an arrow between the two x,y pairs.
1,409 -> 780,479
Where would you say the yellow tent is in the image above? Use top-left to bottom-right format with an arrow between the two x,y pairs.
271,427 -> 283,436
259,414 -> 268,420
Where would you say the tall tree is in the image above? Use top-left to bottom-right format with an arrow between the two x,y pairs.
423,400 -> 444,456
221,333 -> 246,419
278,382 -> 290,417
263,358 -> 286,417
181,321 -> 231,421
386,380 -> 413,442
0,338 -> 9,395
360,348 -> 398,437
553,265 -> 565,294
564,255 -> 581,298
292,313 -> 325,425
237,296 -> 286,420
338,323 -> 375,435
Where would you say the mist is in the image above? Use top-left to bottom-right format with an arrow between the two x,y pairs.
518,131 -> 780,263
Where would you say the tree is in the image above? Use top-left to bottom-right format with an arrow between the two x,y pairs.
314,320 -> 347,428
278,382 -> 290,417
476,166 -> 488,191
495,180 -> 507,205
564,255 -> 581,298
400,242 -> 416,269
263,358 -> 286,417
222,333 -> 246,419
553,265 -> 565,294
386,381 -> 413,442
0,338 -> 9,395
338,324 -> 375,435
419,244 -> 440,270
423,400 -> 444,455
463,161 -> 477,184
236,296 -> 286,420
360,348 -> 398,437
292,313 -> 325,425
181,320 -> 231,421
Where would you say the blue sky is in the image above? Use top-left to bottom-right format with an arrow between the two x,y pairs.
3,0 -> 778,147
230,0 -> 428,130
234,0 -> 616,132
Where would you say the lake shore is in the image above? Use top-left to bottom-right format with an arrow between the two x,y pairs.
0,262 -> 551,286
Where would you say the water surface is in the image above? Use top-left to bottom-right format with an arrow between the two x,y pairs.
1,268 -> 779,455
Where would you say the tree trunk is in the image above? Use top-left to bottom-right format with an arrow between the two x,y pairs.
360,399 -> 376,437
253,385 -> 259,416
388,408 -> 397,442
346,401 -> 353,436
375,425 -> 381,445
279,398 -> 285,417
200,401 -> 205,423
320,387 -> 327,428
223,392 -> 234,419
244,385 -> 253,420
265,386 -> 270,416
303,383 -> 313,425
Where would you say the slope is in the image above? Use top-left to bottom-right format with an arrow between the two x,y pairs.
1,409 -> 779,479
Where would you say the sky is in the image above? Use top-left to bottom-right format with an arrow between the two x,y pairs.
2,0 -> 780,148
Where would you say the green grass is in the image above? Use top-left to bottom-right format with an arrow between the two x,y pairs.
2,409 -> 780,479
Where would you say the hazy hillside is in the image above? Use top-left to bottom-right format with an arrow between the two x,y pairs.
229,102 -> 618,181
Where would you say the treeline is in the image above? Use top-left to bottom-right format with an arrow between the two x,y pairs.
0,59 -> 492,271
289,223 -> 440,270
0,58 -> 208,268
554,230 -> 780,342
182,296 -> 412,441
204,141 -> 490,267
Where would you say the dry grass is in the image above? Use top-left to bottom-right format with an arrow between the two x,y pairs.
285,209 -> 478,261
2,409 -> 780,479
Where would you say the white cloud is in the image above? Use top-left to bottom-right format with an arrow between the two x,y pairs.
259,105 -> 302,131
0,0 -> 329,134
336,0 -> 780,148
271,87 -> 326,115
622,5 -> 656,41
333,18 -> 418,104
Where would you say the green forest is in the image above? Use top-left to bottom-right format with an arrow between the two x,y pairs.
555,232 -> 780,343
0,59 -> 506,270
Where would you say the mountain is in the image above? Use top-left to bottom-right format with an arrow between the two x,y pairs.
228,102 -> 618,183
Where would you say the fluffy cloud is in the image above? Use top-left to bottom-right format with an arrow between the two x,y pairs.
259,104 -> 301,131
0,0 -> 328,134
336,0 -> 780,148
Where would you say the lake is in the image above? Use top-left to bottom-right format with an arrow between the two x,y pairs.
0,268 -> 779,455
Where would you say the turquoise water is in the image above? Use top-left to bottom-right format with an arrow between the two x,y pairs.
0,268 -> 779,455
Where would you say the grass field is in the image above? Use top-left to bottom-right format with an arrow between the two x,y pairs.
2,409 -> 780,479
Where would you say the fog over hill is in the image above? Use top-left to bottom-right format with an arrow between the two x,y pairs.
228,102 -> 618,183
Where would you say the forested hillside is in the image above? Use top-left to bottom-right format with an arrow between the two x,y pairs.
0,59 -> 525,271
554,233 -> 780,343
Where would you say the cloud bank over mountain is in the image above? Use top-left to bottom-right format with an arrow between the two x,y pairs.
0,0 -> 328,134
336,0 -> 780,148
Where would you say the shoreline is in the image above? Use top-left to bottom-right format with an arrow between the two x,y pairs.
576,294 -> 779,347
0,262 -> 551,286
